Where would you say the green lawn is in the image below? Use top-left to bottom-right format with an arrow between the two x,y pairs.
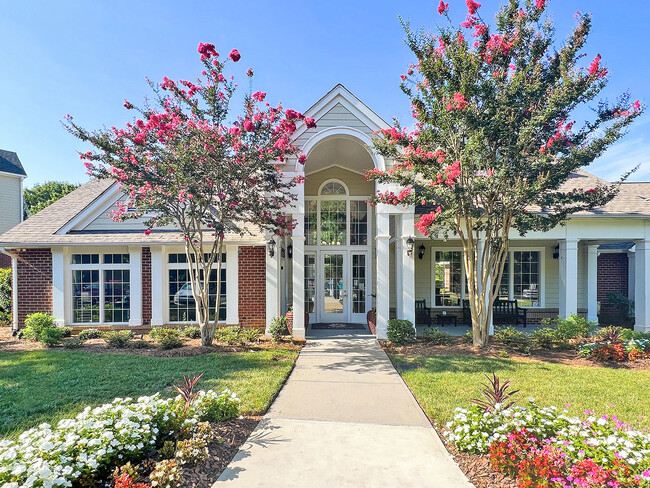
390,354 -> 650,428
0,348 -> 298,437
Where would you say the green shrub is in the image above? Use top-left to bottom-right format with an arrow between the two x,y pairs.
62,338 -> 85,349
78,328 -> 101,341
102,330 -> 134,348
419,327 -> 453,345
149,327 -> 181,342
160,335 -> 184,349
149,459 -> 182,488
387,319 -> 416,344
128,339 -> 152,349
546,314 -> 595,340
531,327 -> 567,349
268,316 -> 288,342
494,326 -> 533,354
179,326 -> 201,339
462,330 -> 474,344
61,326 -> 72,337
214,325 -> 259,345
242,328 -> 260,343
0,268 -> 11,325
157,440 -> 176,460
23,312 -> 55,341
175,437 -> 208,466
39,327 -> 65,347
620,329 -> 650,341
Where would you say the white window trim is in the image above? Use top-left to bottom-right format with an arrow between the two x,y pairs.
68,248 -> 133,325
163,247 -> 232,325
430,247 -> 546,309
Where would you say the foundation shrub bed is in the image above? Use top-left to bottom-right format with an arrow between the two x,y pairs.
78,328 -> 101,341
418,328 -> 453,345
214,326 -> 259,345
0,388 -> 240,488
446,400 -> 650,487
387,319 -> 416,344
268,316 -> 288,342
493,326 -> 533,354
178,326 -> 201,339
0,268 -> 11,325
102,330 -> 134,348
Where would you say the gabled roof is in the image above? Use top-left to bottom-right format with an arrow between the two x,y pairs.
0,178 -> 265,247
0,149 -> 27,177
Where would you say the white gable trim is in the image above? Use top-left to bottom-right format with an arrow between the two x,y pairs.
307,163 -> 367,177
56,182 -> 122,235
292,85 -> 390,142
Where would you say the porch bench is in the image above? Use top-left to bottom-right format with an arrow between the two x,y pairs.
462,299 -> 528,327
415,299 -> 432,326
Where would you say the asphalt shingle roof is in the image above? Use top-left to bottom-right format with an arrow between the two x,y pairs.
0,178 -> 265,247
0,149 -> 27,177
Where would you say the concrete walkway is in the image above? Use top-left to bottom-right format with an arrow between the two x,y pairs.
215,332 -> 473,487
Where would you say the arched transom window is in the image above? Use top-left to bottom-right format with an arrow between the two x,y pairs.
304,180 -> 369,246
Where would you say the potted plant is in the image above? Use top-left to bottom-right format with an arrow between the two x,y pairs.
285,307 -> 293,335
367,307 -> 377,335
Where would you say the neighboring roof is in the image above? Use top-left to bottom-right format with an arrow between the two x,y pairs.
0,178 -> 265,247
0,149 -> 27,177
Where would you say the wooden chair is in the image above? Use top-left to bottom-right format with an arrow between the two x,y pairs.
415,299 -> 432,326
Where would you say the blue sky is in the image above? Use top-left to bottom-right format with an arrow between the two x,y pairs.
0,0 -> 647,187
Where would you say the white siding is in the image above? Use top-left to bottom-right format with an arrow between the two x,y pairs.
295,103 -> 373,147
84,199 -> 152,231
0,175 -> 22,234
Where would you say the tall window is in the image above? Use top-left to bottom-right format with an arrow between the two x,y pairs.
352,254 -> 366,313
305,254 -> 316,313
350,201 -> 368,245
434,251 -> 463,306
168,253 -> 226,322
305,200 -> 317,245
513,251 -> 540,306
320,200 -> 347,245
71,253 -> 130,324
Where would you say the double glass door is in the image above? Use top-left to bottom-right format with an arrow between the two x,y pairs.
310,251 -> 367,323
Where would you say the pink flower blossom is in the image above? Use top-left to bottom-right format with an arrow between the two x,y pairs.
437,1 -> 449,14
229,49 -> 241,62
588,54 -> 607,78
466,0 -> 481,15
123,100 -> 134,110
246,67 -> 254,77
446,92 -> 469,111
229,126 -> 241,136
400,74 -> 407,81
535,0 -> 545,10
304,117 -> 316,128
298,153 -> 307,164
243,120 -> 255,132
252,91 -> 266,102
144,228 -> 152,235
197,42 -> 218,58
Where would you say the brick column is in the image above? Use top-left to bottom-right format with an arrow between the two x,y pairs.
239,246 -> 266,329
15,249 -> 53,328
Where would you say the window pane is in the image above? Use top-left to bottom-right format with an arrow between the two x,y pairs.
304,254 -> 316,313
320,182 -> 346,195
434,251 -> 462,306
168,268 -> 226,322
305,200 -> 317,246
103,269 -> 130,322
71,254 -> 100,265
350,201 -> 368,246
513,251 -> 540,307
498,256 -> 509,298
323,254 -> 344,313
72,269 -> 100,323
352,254 -> 366,313
320,200 -> 346,245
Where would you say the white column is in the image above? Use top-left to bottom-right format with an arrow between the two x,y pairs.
265,237 -> 281,335
586,245 -> 599,323
128,246 -> 142,326
559,239 -> 579,318
401,213 -> 416,326
291,214 -> 306,339
51,247 -> 66,326
634,240 -> 650,332
376,212 -> 391,339
150,246 -> 164,326
11,254 -> 18,331
395,217 -> 403,319
225,245 -> 239,325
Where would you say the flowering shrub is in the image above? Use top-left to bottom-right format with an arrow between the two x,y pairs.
578,339 -> 650,362
447,400 -> 650,486
0,389 -> 239,488
114,473 -> 149,488
149,459 -> 182,488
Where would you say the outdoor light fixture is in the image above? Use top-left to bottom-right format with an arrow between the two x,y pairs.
287,243 -> 293,259
553,244 -> 559,260
267,238 -> 276,258
418,244 -> 426,260
406,236 -> 415,256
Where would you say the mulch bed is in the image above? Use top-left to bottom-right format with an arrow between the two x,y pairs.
180,417 -> 259,488
384,337 -> 650,370
0,326 -> 303,356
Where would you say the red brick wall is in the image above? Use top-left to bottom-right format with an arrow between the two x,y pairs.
0,253 -> 11,268
15,249 -> 52,328
141,247 -> 152,326
597,253 -> 628,315
238,246 -> 266,329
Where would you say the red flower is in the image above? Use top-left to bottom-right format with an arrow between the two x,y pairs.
246,67 -> 254,77
243,119 -> 255,132
197,42 -> 218,59
252,91 -> 266,102
588,54 -> 607,78
229,49 -> 241,62
437,1 -> 449,14
466,0 -> 481,15
298,153 -> 307,164
446,93 -> 469,111
123,100 -> 134,110
304,117 -> 317,128
535,0 -> 545,10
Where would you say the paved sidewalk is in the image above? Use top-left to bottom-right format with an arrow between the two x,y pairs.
215,333 -> 473,487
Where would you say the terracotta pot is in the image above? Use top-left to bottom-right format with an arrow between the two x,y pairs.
285,312 -> 293,335
366,310 -> 377,335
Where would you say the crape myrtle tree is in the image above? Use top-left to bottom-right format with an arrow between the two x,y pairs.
66,44 -> 315,346
368,0 -> 643,347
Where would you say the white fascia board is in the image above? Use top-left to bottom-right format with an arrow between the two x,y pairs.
56,182 -> 121,235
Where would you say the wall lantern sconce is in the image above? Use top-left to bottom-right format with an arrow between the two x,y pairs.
553,244 -> 559,260
287,244 -> 293,259
406,236 -> 415,256
418,244 -> 426,260
267,238 -> 276,258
